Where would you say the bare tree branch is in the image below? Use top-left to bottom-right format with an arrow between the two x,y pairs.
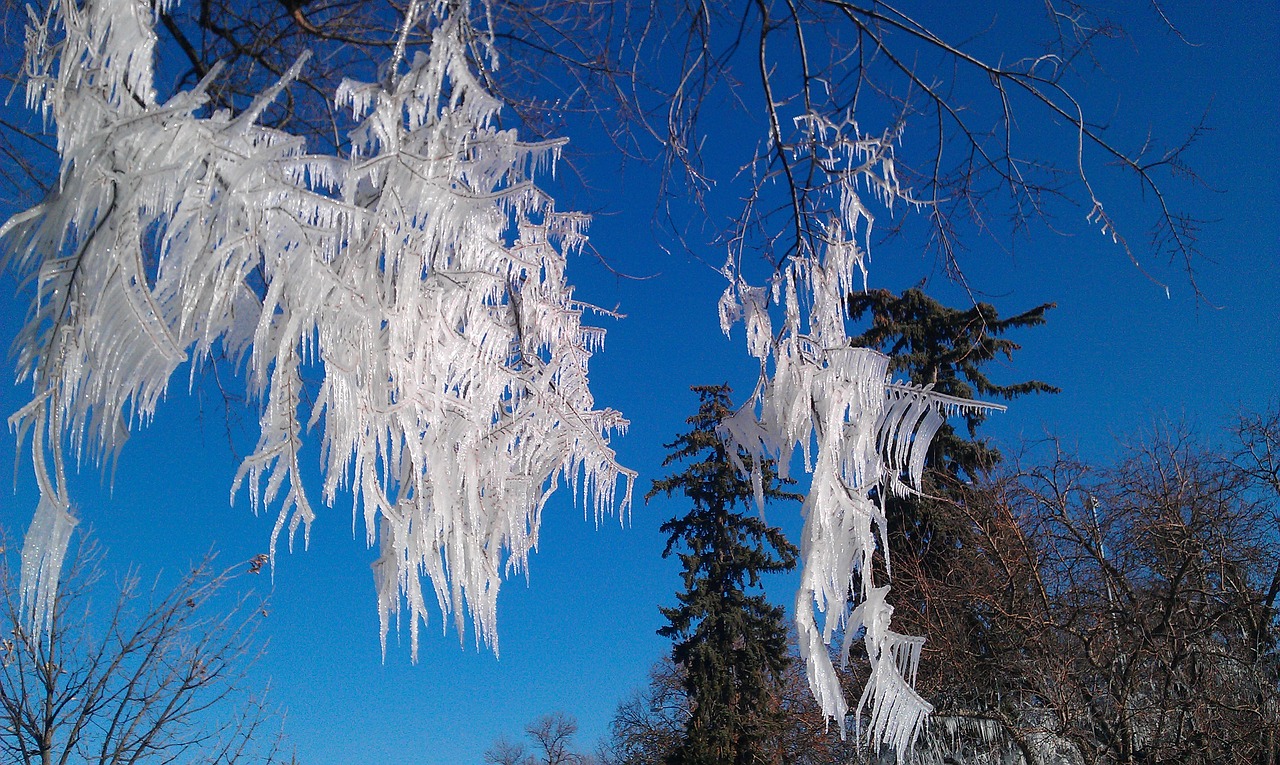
0,534 -> 289,765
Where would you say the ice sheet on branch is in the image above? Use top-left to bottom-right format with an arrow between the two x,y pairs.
717,117 -> 1004,759
3,0 -> 633,655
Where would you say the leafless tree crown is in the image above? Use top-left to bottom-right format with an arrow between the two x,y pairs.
2,0 -> 1206,290
0,538 -> 287,765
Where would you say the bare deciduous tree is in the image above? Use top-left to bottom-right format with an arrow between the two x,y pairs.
0,2 -> 1221,756
485,736 -> 531,765
891,415 -> 1280,765
600,658 -> 684,765
0,538 -> 288,765
525,712 -> 585,765
487,712 -> 596,765
603,641 -> 875,765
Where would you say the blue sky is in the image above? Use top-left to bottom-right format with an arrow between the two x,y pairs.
0,2 -> 1277,764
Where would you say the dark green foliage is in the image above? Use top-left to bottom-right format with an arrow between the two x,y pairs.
848,285 -> 1058,480
648,385 -> 800,765
848,285 -> 1056,590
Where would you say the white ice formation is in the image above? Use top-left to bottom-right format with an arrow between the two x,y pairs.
3,0 -> 633,655
716,117 -> 1004,758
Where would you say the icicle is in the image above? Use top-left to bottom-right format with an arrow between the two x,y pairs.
20,495 -> 77,638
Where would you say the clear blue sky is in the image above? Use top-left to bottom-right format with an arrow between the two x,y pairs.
0,2 -> 1277,764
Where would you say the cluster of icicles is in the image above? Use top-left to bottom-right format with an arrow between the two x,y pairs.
3,0 -> 1000,759
5,0 -> 634,656
716,114 -> 1002,756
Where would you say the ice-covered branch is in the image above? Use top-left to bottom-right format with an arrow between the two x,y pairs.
4,0 -> 633,655
718,119 -> 1003,758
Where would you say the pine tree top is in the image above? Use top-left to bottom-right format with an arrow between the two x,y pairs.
849,286 -> 1058,476
646,385 -> 801,511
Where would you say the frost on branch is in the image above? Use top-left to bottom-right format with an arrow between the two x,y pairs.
718,117 -> 1003,758
3,0 -> 634,654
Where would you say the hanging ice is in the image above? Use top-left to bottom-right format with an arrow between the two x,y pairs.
718,118 -> 1004,758
3,0 -> 634,653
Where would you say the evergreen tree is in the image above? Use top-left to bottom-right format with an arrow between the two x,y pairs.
847,286 -> 1057,578
848,285 -> 1058,480
648,385 -> 800,765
